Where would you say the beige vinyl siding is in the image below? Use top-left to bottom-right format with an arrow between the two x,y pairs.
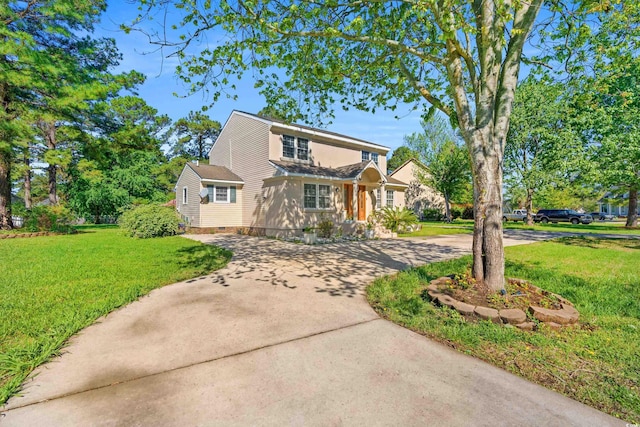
263,178 -> 343,236
268,129 -> 386,169
199,187 -> 243,227
175,165 -> 201,227
209,113 -> 271,227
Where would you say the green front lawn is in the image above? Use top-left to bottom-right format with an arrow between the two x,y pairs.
399,219 -> 640,237
0,226 -> 231,404
367,237 -> 640,423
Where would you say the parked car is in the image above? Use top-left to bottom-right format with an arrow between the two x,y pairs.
590,212 -> 615,221
503,209 -> 528,222
534,209 -> 593,224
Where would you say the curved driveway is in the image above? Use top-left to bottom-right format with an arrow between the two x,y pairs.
1,232 -> 623,426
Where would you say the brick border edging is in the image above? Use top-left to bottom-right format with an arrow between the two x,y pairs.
0,231 -> 54,239
425,277 -> 580,331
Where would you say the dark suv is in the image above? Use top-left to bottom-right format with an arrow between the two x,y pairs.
534,209 -> 593,224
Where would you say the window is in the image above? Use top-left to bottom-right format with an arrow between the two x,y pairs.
371,152 -> 379,165
182,187 -> 188,204
216,186 -> 229,202
304,184 -> 317,209
386,190 -> 394,207
297,138 -> 309,160
362,150 -> 370,162
304,183 -> 332,210
283,135 -> 295,158
207,185 -> 237,203
376,189 -> 382,209
283,135 -> 309,160
318,184 -> 331,208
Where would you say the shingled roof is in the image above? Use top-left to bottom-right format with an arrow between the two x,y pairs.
270,160 -> 408,187
186,163 -> 244,183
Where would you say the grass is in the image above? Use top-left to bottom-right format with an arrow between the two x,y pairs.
367,236 -> 640,423
0,225 -> 231,404
399,219 -> 640,237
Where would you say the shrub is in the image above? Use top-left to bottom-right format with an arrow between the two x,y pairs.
23,205 -> 74,233
316,216 -> 334,238
462,206 -> 474,219
450,207 -> 462,220
379,206 -> 418,232
423,208 -> 443,221
119,204 -> 180,238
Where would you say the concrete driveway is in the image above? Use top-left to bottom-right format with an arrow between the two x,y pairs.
1,233 -> 623,426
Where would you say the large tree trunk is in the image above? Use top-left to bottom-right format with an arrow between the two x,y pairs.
626,185 -> 638,227
24,150 -> 32,209
43,121 -> 58,205
0,151 -> 14,230
444,192 -> 451,222
525,188 -> 534,225
470,134 -> 505,291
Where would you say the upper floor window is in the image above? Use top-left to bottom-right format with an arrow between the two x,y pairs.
283,134 -> 309,160
283,135 -> 295,158
297,138 -> 309,160
362,151 -> 379,165
182,187 -> 188,204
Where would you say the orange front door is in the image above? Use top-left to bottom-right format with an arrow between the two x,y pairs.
344,184 -> 353,219
358,185 -> 366,221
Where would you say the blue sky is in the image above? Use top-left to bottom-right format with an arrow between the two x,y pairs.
95,2 -> 427,155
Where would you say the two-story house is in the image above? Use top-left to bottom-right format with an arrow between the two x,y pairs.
175,111 -> 409,236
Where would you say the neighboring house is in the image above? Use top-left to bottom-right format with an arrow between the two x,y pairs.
175,110 -> 409,236
388,158 -> 444,218
598,192 -> 640,217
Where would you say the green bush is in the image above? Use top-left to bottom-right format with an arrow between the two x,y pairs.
23,205 -> 74,233
380,206 -> 418,232
119,204 -> 180,238
462,206 -> 474,219
450,207 -> 462,220
423,208 -> 443,221
316,216 -> 334,238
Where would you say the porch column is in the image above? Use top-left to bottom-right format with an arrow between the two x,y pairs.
352,179 -> 358,220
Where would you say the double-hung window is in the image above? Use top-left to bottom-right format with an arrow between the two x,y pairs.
182,187 -> 188,204
376,189 -> 382,209
207,185 -> 237,203
283,134 -> 309,160
386,190 -> 394,207
297,138 -> 309,160
283,135 -> 296,158
362,151 -> 379,165
303,183 -> 331,209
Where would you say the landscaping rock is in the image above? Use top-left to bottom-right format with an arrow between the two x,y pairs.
452,300 -> 476,316
528,305 -> 579,325
545,322 -> 562,331
427,283 -> 440,293
515,322 -> 536,331
427,290 -> 441,301
474,306 -> 500,323
499,308 -> 527,325
430,277 -> 451,287
436,294 -> 457,309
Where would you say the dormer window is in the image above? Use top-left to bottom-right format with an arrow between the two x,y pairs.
362,151 -> 379,165
282,134 -> 309,160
